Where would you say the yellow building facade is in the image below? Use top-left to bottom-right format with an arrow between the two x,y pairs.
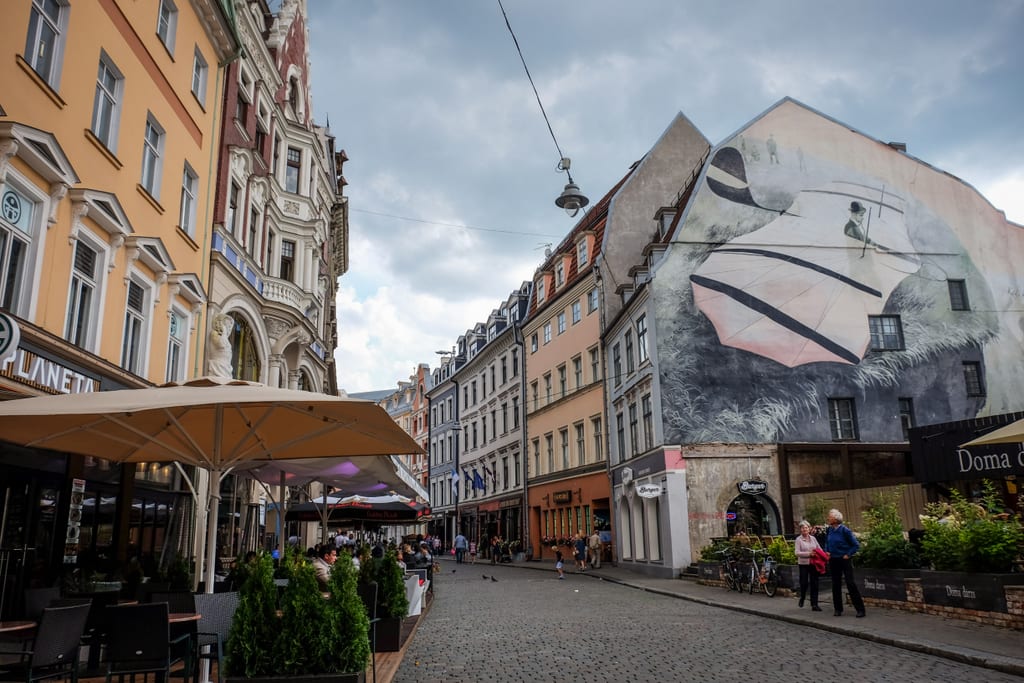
0,0 -> 235,605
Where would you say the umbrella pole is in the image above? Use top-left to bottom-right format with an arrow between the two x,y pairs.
204,467 -> 223,595
278,471 -> 285,554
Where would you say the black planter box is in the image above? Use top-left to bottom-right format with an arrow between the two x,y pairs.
920,570 -> 1024,613
857,568 -> 919,602
371,616 -> 403,652
697,561 -> 721,582
226,672 -> 364,683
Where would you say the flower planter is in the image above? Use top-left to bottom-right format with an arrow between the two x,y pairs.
226,672 -> 364,683
696,561 -> 721,583
919,570 -> 1024,613
856,568 -> 919,602
774,564 -> 800,590
370,616 -> 403,652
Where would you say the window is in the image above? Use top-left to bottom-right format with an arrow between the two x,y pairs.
543,323 -> 552,344
536,279 -> 545,302
286,147 -> 301,193
157,0 -> 178,53
616,412 -> 626,458
512,396 -> 520,428
248,208 -> 259,258
65,240 -> 99,347
642,394 -> 653,450
573,356 -> 583,388
226,182 -> 240,237
962,362 -> 985,396
166,308 -> 186,382
0,185 -> 37,315
868,315 -> 904,350
558,364 -> 567,397
532,439 -> 540,476
827,398 -> 858,440
530,381 -> 538,410
591,417 -> 603,461
557,312 -> 566,334
578,240 -> 588,266
236,89 -> 249,125
141,115 -> 165,198
121,279 -> 148,374
555,262 -> 565,287
280,239 -> 295,281
948,280 -> 970,311
502,457 -> 509,490
178,163 -> 198,236
511,348 -> 519,376
264,228 -> 275,269
91,53 -> 123,151
530,333 -> 538,353
191,47 -> 208,104
545,434 -> 554,472
513,452 -> 521,486
544,373 -> 552,404
501,403 -> 507,433
572,300 -> 581,324
612,343 -> 622,386
897,398 -> 914,440
628,401 -> 639,455
560,429 -> 570,468
637,315 -> 648,363
625,331 -> 635,373
24,0 -> 68,89
501,357 -> 507,384
575,423 -> 585,465
588,288 -> 598,312
590,347 -> 600,383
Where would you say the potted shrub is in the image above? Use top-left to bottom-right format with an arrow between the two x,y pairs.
918,480 -> 1024,613
226,549 -> 368,683
764,536 -> 799,590
856,487 -> 921,602
359,548 -> 408,652
695,540 -> 729,583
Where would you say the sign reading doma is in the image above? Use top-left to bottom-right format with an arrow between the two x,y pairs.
956,448 -> 1024,474
635,482 -> 662,498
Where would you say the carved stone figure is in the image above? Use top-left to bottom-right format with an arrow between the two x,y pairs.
207,313 -> 234,378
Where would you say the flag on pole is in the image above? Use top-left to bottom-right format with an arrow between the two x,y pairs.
451,474 -> 459,500
472,469 -> 485,490
483,464 -> 495,483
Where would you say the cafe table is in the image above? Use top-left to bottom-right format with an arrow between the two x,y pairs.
0,621 -> 35,633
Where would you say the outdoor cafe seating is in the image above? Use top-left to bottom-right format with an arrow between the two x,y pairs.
0,602 -> 90,683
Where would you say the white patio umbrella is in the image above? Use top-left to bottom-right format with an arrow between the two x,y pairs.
960,418 -> 1024,447
0,376 -> 423,591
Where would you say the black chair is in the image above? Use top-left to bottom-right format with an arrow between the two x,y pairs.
104,603 -> 191,683
357,582 -> 379,683
67,590 -> 120,673
0,603 -> 90,683
192,592 -> 238,683
23,587 -> 61,622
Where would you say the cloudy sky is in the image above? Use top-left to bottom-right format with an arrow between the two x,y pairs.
306,0 -> 1024,393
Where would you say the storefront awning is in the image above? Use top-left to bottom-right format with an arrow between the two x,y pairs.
909,411 -> 1024,482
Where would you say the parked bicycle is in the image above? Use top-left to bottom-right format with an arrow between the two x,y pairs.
714,548 -> 743,592
747,547 -> 779,597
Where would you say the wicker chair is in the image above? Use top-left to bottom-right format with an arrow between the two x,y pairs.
103,603 -> 191,683
0,603 -> 90,683
22,587 -> 61,621
192,592 -> 238,683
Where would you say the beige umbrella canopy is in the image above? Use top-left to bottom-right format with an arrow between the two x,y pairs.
960,418 -> 1024,447
0,377 -> 423,590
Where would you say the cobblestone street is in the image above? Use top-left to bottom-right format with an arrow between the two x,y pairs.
396,565 -> 1019,683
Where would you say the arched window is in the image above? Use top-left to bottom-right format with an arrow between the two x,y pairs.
726,494 -> 781,538
228,312 -> 261,381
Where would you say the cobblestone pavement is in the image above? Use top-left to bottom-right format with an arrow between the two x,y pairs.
395,566 -> 1020,683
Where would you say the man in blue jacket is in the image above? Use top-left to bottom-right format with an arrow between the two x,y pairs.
826,509 -> 866,618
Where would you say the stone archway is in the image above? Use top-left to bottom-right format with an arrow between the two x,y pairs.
726,493 -> 781,537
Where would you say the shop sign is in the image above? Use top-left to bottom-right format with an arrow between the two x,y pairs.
552,490 -> 572,504
636,483 -> 662,498
0,313 -> 99,394
737,479 -> 768,495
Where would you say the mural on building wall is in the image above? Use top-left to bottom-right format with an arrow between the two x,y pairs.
656,103 -> 1007,444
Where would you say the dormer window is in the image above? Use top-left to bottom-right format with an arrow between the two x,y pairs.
655,208 -> 676,239
555,262 -> 565,287
578,239 -> 589,266
536,278 -> 545,302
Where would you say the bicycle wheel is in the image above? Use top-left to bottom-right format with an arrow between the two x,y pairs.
764,568 -> 778,597
722,564 -> 737,591
748,565 -> 757,594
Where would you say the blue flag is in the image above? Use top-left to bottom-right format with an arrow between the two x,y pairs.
464,469 -> 472,485
472,469 -> 485,491
451,474 -> 459,499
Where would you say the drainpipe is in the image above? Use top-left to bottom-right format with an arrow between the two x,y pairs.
593,258 -> 615,566
513,319 -> 530,557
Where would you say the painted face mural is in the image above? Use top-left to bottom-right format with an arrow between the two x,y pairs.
692,147 -> 921,367
654,129 -> 998,444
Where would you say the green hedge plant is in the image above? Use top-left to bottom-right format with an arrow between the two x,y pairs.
858,487 -> 920,570
920,480 -> 1023,573
225,553 -> 278,678
327,552 -> 371,673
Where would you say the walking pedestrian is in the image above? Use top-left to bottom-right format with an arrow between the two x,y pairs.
553,546 -> 565,579
574,533 -> 588,572
453,532 -> 468,564
588,529 -> 602,569
826,508 -> 866,618
793,520 -> 822,611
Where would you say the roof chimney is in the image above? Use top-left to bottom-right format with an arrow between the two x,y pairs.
887,141 -> 907,152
